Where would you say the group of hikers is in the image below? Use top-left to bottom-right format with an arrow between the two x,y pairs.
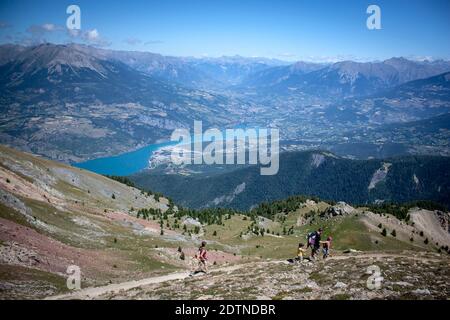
189,227 -> 332,275
296,228 -> 332,262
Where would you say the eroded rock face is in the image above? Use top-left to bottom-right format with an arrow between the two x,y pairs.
435,211 -> 450,234
409,209 -> 450,247
311,153 -> 325,168
368,163 -> 392,190
321,202 -> 356,218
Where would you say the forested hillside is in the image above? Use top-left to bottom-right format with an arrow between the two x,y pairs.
131,151 -> 450,210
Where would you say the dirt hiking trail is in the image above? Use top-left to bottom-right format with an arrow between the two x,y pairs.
46,253 -> 442,300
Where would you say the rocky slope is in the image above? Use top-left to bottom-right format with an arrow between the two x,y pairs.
0,145 -> 235,299
93,252 -> 449,300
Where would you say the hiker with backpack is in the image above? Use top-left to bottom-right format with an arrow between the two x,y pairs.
307,228 -> 323,260
321,236 -> 332,259
197,241 -> 208,273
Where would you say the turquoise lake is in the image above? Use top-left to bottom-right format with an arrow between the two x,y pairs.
74,141 -> 175,176
73,127 -> 270,176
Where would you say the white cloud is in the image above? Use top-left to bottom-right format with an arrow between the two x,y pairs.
27,23 -> 62,35
0,21 -> 11,29
144,40 -> 164,45
67,28 -> 111,47
42,23 -> 57,31
405,55 -> 440,62
124,37 -> 142,45
295,54 -> 374,63
278,53 -> 297,59
84,29 -> 99,41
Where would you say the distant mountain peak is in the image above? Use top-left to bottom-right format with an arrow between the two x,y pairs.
10,43 -> 108,77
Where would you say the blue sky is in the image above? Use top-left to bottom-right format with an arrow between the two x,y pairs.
0,0 -> 449,61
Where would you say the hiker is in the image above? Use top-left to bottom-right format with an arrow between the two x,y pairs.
197,241 -> 208,273
321,236 -> 332,259
308,228 -> 323,260
296,243 -> 306,262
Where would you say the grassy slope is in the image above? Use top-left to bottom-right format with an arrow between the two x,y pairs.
0,145 -> 186,298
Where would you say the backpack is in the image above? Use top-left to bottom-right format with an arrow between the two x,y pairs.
199,248 -> 207,261
307,232 -> 316,246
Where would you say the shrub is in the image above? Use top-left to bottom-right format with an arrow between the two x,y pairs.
378,223 -> 382,229
213,230 -> 217,236
391,230 -> 397,237
111,194 -> 116,199
381,228 -> 387,237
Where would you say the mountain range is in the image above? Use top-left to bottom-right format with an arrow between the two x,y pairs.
0,43 -> 449,163
237,57 -> 450,98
